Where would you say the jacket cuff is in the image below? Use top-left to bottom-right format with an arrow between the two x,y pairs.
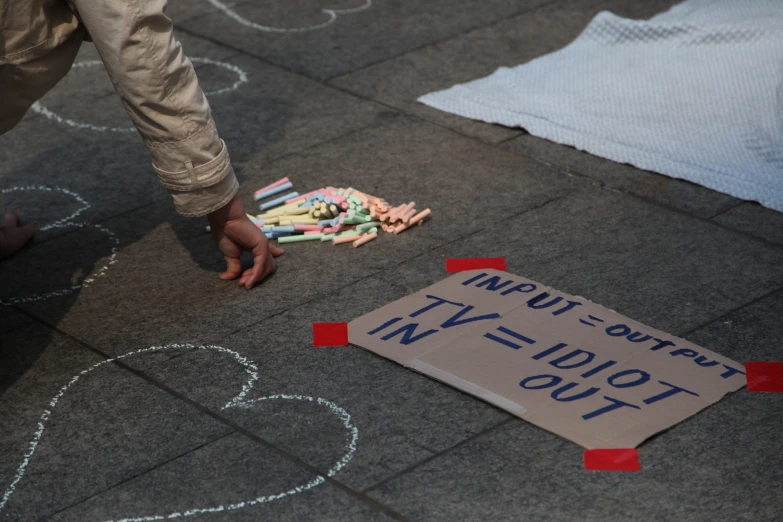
171,168 -> 239,217
146,120 -> 239,217
148,120 -> 230,191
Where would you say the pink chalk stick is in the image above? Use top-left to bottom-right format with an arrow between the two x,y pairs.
294,224 -> 323,231
254,177 -> 290,196
305,230 -> 322,235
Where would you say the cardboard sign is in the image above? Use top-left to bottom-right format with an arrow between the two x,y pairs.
349,270 -> 746,448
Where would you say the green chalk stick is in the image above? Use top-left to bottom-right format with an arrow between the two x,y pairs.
321,234 -> 334,241
357,221 -> 381,232
340,216 -> 362,225
277,234 -> 322,243
336,229 -> 360,237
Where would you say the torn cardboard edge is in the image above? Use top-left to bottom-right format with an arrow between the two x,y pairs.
348,269 -> 746,449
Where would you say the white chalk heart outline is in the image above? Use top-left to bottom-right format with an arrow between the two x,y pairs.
0,221 -> 119,306
30,58 -> 248,133
206,0 -> 372,33
1,185 -> 90,231
0,344 -> 358,521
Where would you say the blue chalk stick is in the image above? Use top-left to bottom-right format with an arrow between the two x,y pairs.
253,181 -> 294,201
271,225 -> 295,233
259,192 -> 299,211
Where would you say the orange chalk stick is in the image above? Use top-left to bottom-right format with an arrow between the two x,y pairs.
353,232 -> 378,247
409,208 -> 431,225
333,233 -> 363,245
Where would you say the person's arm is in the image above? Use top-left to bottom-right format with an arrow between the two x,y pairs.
68,0 -> 280,287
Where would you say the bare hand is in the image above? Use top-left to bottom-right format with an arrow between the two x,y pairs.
207,196 -> 284,289
0,211 -> 36,259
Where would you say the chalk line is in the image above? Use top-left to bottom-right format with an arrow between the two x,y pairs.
1,185 -> 90,231
0,344 -> 358,521
30,58 -> 248,133
206,0 -> 371,33
0,222 -> 119,306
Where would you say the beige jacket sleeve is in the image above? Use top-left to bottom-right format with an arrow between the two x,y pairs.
68,0 -> 238,217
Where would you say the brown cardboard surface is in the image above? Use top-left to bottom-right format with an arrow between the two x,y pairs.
348,270 -> 746,448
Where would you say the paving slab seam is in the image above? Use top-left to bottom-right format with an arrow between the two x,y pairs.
510,152 -> 783,252
320,0 -> 560,82
6,313 -> 411,522
214,195 -> 567,342
237,118 -> 383,172
174,0 -> 559,85
166,26 -> 532,148
705,201 -> 747,221
494,131 -> 527,146
675,286 -> 783,339
44,432 -> 236,521
4,198 -> 159,250
324,81 -> 527,146
361,418 -> 515,494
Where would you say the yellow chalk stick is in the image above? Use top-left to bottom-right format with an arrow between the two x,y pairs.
288,216 -> 321,224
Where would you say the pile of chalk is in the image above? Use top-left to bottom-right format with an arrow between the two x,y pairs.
234,177 -> 430,248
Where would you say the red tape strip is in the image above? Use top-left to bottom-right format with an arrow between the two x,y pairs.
745,361 -> 783,392
446,258 -> 507,273
313,322 -> 349,348
584,449 -> 641,471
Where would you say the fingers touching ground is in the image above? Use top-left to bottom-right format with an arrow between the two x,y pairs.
238,246 -> 278,289
219,255 -> 243,280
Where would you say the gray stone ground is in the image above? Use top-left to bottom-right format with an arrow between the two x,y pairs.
2,0 -> 782,520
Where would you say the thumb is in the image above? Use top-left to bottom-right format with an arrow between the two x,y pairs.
19,223 -> 36,242
3,211 -> 20,227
